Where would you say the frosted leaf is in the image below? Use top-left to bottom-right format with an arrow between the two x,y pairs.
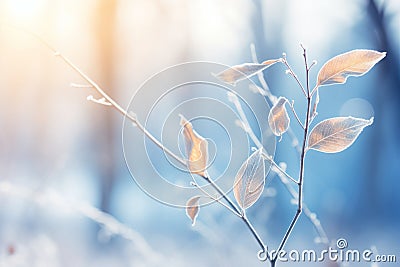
186,196 -> 201,226
180,115 -> 209,177
233,148 -> 265,210
268,97 -> 290,137
308,116 -> 373,153
316,49 -> 386,87
214,59 -> 280,85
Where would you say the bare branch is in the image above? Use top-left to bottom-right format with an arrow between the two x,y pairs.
86,95 -> 112,106
190,181 -> 241,217
281,58 -> 308,97
289,100 -> 305,129
70,83 -> 93,88
273,44 -> 312,262
36,37 -> 187,166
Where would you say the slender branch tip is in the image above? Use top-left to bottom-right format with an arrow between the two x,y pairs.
70,83 -> 93,88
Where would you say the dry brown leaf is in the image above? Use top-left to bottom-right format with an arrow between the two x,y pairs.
316,49 -> 386,87
180,115 -> 208,177
214,59 -> 280,85
233,148 -> 265,210
268,97 -> 290,137
308,116 -> 373,153
186,196 -> 201,226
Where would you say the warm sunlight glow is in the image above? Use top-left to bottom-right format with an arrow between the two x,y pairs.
5,0 -> 45,21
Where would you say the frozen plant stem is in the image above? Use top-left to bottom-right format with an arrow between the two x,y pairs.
251,44 -> 330,247
272,46 -> 311,265
282,56 -> 307,98
202,174 -> 269,259
250,45 -> 302,154
9,27 -> 188,165
289,100 -> 305,130
38,38 -> 186,166
33,34 -> 269,260
190,181 -> 240,217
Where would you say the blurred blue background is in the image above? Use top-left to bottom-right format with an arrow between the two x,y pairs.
0,0 -> 399,266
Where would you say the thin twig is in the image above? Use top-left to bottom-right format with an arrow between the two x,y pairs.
9,23 -> 266,265
289,100 -> 305,129
262,153 -> 298,184
35,33 -> 270,255
282,58 -> 307,97
30,31 -> 270,259
201,174 -> 268,256
190,181 -> 241,217
70,83 -> 93,88
250,45 -> 302,156
12,25 -> 336,267
29,32 -> 187,166
250,43 -> 277,106
272,45 -> 312,264
18,26 -> 266,253
273,164 -> 329,245
310,85 -> 319,97
250,44 -> 332,265
251,45 -> 329,245
86,95 -> 112,106
242,214 -> 270,261
229,92 -> 298,185
308,60 -> 317,71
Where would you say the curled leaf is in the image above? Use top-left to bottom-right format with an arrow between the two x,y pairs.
268,97 -> 290,137
316,49 -> 386,87
308,116 -> 373,153
180,115 -> 208,177
214,59 -> 280,85
233,148 -> 265,210
186,196 -> 201,226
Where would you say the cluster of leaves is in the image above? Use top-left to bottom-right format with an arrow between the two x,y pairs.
184,49 -> 385,247
41,33 -> 385,264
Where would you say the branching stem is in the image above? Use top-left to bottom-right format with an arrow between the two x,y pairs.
202,175 -> 268,257
282,58 -> 307,97
32,33 -> 269,259
250,45 -> 302,155
272,45 -> 312,264
229,91 -> 298,184
12,27 -> 187,166
273,165 -> 329,245
190,181 -> 240,217
262,153 -> 298,184
32,34 -> 188,166
31,29 -> 324,266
